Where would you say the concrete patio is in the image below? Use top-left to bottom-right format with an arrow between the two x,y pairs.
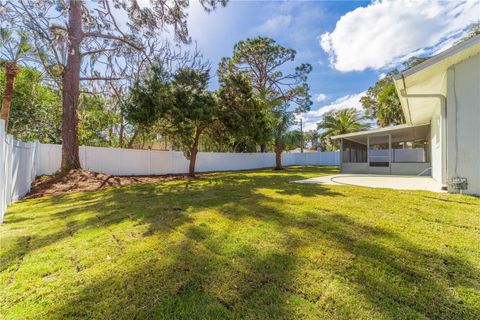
295,174 -> 444,192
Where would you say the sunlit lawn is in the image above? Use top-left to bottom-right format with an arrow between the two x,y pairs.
1,166 -> 479,319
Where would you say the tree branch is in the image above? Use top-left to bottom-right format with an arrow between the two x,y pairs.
80,76 -> 124,81
82,32 -> 143,51
81,48 -> 118,57
49,24 -> 67,33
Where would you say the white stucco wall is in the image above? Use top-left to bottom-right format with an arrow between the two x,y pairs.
447,53 -> 480,195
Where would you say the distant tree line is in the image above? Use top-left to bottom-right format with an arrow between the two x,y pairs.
1,0 -> 316,175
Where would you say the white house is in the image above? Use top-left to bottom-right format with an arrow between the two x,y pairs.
332,34 -> 480,195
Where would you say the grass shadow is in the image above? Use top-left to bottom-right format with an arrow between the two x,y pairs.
1,166 -> 479,319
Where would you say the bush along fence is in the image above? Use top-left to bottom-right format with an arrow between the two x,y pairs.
0,119 -> 340,222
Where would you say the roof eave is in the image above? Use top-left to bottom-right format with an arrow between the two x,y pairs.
393,34 -> 480,81
392,34 -> 480,126
331,123 -> 430,140
393,75 -> 414,125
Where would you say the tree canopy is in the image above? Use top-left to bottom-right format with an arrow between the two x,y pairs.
360,71 -> 404,127
219,37 -> 312,112
6,0 -> 227,170
217,71 -> 271,152
317,108 -> 369,150
0,65 -> 61,142
218,37 -> 312,168
126,64 -> 218,176
0,27 -> 31,131
167,67 -> 218,174
0,65 -> 124,146
360,57 -> 428,127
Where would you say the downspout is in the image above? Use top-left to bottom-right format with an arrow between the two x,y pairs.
399,79 -> 447,188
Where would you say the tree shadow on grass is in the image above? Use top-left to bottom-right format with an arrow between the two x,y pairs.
42,198 -> 480,319
47,197 -> 313,319
44,206 -> 480,319
421,194 -> 480,206
0,171 -> 339,275
313,214 -> 480,319
2,168 -> 479,319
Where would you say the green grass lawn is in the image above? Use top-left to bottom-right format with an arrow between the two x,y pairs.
1,166 -> 479,319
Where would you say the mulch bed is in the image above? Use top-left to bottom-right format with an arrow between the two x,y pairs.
25,169 -> 194,199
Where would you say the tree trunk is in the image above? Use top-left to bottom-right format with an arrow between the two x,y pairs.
260,144 -> 267,153
127,127 -> 140,148
61,0 -> 83,170
188,128 -> 202,177
0,61 -> 20,132
108,125 -> 113,146
119,117 -> 124,148
274,143 -> 283,170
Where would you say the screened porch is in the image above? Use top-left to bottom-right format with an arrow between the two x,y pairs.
332,124 -> 432,176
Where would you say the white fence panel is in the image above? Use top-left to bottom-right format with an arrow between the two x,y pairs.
37,143 -> 61,175
282,153 -> 296,166
149,151 -> 185,175
0,120 -> 38,223
33,146 -> 339,177
117,148 -> 150,175
320,151 -> 340,166
196,152 -> 273,172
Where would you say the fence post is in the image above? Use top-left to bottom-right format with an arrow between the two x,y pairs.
0,120 -> 5,223
82,146 -> 87,171
148,148 -> 152,175
30,141 -> 39,185
33,140 -> 40,177
5,134 -> 14,207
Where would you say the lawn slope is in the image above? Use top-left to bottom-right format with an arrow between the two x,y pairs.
1,166 -> 479,319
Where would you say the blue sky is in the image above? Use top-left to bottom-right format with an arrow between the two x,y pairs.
177,0 -> 479,130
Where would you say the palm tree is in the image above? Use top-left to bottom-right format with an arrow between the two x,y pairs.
272,106 -> 295,170
317,108 -> 369,150
0,29 -> 30,131
304,130 -> 321,150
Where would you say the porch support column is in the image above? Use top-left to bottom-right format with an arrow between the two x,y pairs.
367,135 -> 370,167
388,134 -> 392,175
339,139 -> 343,170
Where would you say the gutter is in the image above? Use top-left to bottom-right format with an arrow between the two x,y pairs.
399,82 -> 447,188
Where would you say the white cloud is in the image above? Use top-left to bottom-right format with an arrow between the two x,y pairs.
320,0 -> 480,72
299,92 -> 366,131
313,93 -> 327,102
256,14 -> 292,34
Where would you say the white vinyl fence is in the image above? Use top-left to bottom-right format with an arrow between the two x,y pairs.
0,120 -> 39,223
1,118 -> 339,222
36,144 -> 339,176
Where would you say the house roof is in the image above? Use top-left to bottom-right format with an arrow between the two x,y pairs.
394,34 -> 480,124
331,123 -> 430,145
393,34 -> 480,82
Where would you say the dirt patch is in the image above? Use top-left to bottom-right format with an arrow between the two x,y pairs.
25,169 -> 195,199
